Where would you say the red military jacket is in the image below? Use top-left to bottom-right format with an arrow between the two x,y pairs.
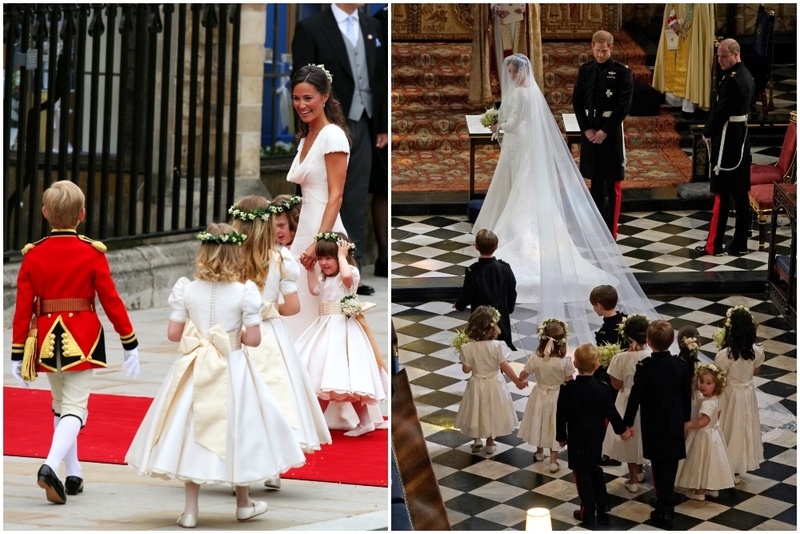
11,229 -> 138,372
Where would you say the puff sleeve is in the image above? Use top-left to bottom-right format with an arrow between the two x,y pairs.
279,247 -> 299,295
494,341 -> 511,366
168,277 -> 191,323
341,266 -> 361,293
241,281 -> 262,328
698,397 -> 719,419
322,125 -> 351,156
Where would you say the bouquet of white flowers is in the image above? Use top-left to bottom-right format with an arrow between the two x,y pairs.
480,107 -> 499,128
597,342 -> 622,368
340,295 -> 363,318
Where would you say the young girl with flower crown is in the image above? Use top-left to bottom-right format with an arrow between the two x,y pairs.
601,314 -> 651,492
454,306 -> 526,455
675,364 -> 736,500
713,306 -> 765,481
295,232 -> 386,437
230,196 -> 331,489
517,318 -> 574,472
125,223 -> 306,528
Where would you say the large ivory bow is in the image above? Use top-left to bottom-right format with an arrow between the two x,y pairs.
153,322 -> 231,459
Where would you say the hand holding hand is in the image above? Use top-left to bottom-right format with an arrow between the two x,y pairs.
684,421 -> 691,432
11,361 -> 29,388
123,348 -> 141,379
516,379 -> 529,390
584,128 -> 597,142
592,130 -> 608,144
300,243 -> 317,270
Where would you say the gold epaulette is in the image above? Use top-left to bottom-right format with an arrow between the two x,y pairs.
79,235 -> 107,253
21,236 -> 48,255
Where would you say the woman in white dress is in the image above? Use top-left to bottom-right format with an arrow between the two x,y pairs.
472,54 -> 657,344
125,223 -> 306,528
601,314 -> 650,492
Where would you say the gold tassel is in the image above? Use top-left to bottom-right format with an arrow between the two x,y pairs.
22,328 -> 38,382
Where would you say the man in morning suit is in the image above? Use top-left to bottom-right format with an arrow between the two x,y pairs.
694,38 -> 755,257
573,30 -> 634,239
623,320 -> 692,526
292,3 -> 388,296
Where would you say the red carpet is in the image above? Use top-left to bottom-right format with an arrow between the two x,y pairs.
4,387 -> 387,487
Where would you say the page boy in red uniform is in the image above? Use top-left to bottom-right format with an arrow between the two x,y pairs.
10,181 -> 140,504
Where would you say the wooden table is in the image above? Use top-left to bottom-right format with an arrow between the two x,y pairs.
465,113 -> 582,200
768,183 -> 797,324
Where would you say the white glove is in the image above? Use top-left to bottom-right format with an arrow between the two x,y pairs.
12,361 -> 29,388
122,348 -> 140,379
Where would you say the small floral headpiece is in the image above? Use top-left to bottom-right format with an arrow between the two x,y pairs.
724,305 -> 752,328
616,313 -> 650,342
196,230 -> 247,246
313,232 -> 356,253
537,318 -> 569,345
488,306 -> 501,328
308,63 -> 333,83
696,363 -> 727,390
269,196 -> 302,215
228,203 -> 271,222
681,336 -> 699,356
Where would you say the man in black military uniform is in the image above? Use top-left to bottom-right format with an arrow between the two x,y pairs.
573,30 -> 634,239
624,320 -> 692,527
455,230 -> 517,351
695,38 -> 755,257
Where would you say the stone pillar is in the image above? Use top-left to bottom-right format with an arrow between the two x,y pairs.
236,4 -> 267,182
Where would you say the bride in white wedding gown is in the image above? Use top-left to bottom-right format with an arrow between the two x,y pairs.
473,54 -> 657,345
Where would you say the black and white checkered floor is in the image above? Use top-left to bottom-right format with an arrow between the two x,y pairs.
393,296 -> 796,530
391,209 -> 793,281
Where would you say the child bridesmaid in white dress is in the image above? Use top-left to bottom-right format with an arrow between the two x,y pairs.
713,306 -> 765,482
295,233 -> 386,437
517,318 -> 574,472
125,223 -> 306,527
454,306 -> 526,455
601,314 -> 650,492
230,196 -> 332,489
676,364 -> 736,500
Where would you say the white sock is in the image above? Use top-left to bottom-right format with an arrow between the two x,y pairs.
54,415 -> 82,478
45,415 -> 81,474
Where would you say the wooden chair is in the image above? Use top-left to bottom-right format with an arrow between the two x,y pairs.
749,112 -> 798,250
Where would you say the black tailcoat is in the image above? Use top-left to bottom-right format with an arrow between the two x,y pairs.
455,257 -> 517,350
556,375 -> 626,470
573,57 -> 634,182
623,351 -> 692,460
702,62 -> 755,194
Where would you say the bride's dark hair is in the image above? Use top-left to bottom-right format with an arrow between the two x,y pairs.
291,65 -> 351,145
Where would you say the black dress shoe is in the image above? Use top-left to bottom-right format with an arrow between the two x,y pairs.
573,509 -> 595,525
37,464 -> 66,504
356,284 -> 375,296
374,261 -> 388,278
65,476 -> 84,495
649,510 -> 674,526
694,245 -> 726,257
599,454 -> 621,466
727,247 -> 750,256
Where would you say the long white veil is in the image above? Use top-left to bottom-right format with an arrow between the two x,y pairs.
473,53 -> 658,345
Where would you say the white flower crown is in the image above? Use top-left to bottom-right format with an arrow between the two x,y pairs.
537,318 -> 568,345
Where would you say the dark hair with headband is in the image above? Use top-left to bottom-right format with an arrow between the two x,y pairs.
291,65 -> 351,145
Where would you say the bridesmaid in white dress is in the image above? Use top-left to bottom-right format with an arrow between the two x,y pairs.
601,314 -> 650,492
713,306 -> 765,481
230,195 -> 332,489
125,223 -> 306,528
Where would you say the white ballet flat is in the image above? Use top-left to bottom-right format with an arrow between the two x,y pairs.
374,420 -> 389,430
343,422 -> 375,437
624,482 -> 638,493
548,462 -> 560,473
733,475 -> 742,484
534,452 -> 544,462
704,490 -> 719,498
685,491 -> 705,501
236,500 -> 268,521
177,514 -> 197,528
264,476 -> 281,490
484,444 -> 497,454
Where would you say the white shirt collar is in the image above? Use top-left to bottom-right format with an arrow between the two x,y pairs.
331,4 -> 359,25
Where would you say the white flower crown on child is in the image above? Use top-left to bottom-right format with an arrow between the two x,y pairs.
537,318 -> 568,345
696,362 -> 727,389
724,305 -> 752,327
309,63 -> 333,83
682,336 -> 699,355
228,197 -> 302,222
488,306 -> 501,328
196,230 -> 247,246
313,232 -> 356,253
616,313 -> 650,342
269,196 -> 302,215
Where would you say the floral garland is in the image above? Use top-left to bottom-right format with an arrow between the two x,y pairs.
196,230 -> 247,246
313,232 -> 357,253
270,196 -> 302,215
488,306 -> 501,328
696,362 -> 727,390
616,313 -> 650,342
724,305 -> 752,327
681,336 -> 699,357
597,342 -> 622,368
340,294 -> 362,319
228,203 -> 271,222
309,63 -> 333,83
537,318 -> 569,345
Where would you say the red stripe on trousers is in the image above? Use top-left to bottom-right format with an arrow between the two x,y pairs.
706,194 -> 722,254
573,472 -> 586,518
613,181 -> 622,240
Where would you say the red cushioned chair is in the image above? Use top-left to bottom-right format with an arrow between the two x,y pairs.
751,116 -> 796,185
749,112 -> 798,250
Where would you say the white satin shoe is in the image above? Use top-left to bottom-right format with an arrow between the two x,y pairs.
264,476 -> 281,490
343,422 -> 375,437
236,500 -> 268,521
177,514 -> 197,528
